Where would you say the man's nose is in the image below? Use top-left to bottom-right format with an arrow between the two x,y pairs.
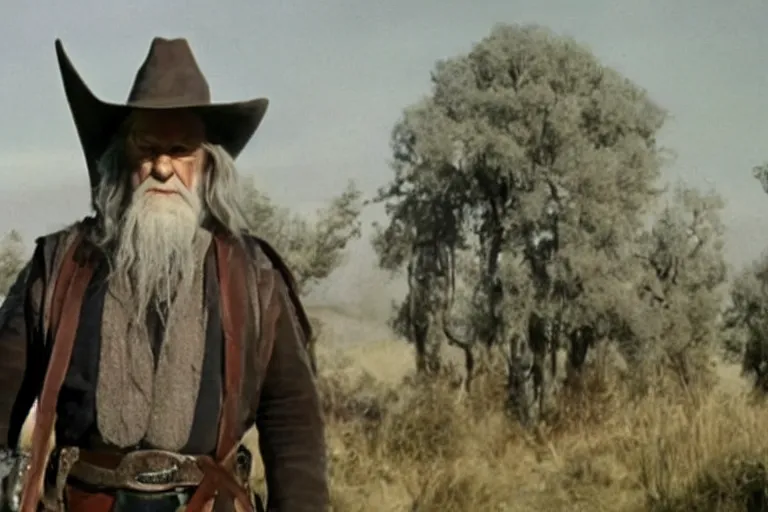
150,155 -> 174,181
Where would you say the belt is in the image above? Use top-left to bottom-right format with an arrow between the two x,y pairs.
62,447 -> 255,509
69,449 -> 205,493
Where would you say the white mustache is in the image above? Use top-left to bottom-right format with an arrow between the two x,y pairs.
134,175 -> 200,209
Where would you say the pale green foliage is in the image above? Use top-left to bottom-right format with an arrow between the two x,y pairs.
240,177 -> 363,294
0,230 -> 26,296
723,253 -> 768,391
373,22 -> 666,343
372,23 -> 728,419
722,163 -> 768,392
629,186 -> 727,387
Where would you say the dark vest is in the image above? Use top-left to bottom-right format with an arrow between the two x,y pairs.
55,244 -> 225,455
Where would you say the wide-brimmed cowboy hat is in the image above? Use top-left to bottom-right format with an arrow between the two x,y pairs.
55,37 -> 269,192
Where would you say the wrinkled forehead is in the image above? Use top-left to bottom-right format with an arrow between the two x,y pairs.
124,109 -> 207,146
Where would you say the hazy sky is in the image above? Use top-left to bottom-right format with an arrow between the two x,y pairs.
0,0 -> 766,308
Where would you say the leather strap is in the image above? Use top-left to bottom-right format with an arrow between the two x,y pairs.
19,233 -> 94,512
185,235 -> 252,512
69,449 -> 205,492
214,236 -> 246,461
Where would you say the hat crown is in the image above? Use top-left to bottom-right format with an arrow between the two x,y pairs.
127,37 -> 211,107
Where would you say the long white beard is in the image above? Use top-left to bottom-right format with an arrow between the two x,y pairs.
112,175 -> 204,323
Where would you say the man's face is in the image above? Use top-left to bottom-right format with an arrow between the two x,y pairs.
112,110 -> 209,313
124,109 -> 207,195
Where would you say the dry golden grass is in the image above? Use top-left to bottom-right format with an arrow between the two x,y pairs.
247,336 -> 768,511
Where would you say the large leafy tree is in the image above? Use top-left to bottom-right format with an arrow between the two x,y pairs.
722,163 -> 768,392
723,252 -> 768,391
372,23 -> 676,421
630,186 -> 727,390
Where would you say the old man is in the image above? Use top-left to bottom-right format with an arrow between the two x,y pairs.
0,37 -> 328,511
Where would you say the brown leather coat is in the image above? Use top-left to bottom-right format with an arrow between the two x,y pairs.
0,220 -> 329,511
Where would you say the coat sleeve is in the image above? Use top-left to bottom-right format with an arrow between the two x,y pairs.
0,242 -> 46,450
255,271 -> 329,511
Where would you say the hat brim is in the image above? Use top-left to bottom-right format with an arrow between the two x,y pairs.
55,39 -> 269,193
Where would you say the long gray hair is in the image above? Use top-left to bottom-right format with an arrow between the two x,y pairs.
91,139 -> 252,252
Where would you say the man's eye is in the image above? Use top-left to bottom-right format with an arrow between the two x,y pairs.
133,143 -> 154,156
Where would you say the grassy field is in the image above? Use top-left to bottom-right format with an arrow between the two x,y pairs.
246,309 -> 768,512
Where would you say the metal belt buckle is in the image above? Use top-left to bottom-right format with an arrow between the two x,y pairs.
134,464 -> 180,486
117,450 -> 199,492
